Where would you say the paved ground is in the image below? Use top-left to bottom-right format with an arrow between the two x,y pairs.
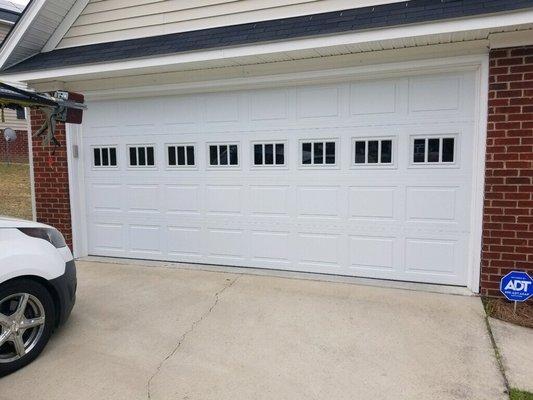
0,260 -> 507,400
490,317 -> 533,393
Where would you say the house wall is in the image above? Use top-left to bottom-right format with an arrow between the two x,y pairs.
0,129 -> 28,163
481,45 -> 533,297
58,0 -> 404,48
30,108 -> 72,249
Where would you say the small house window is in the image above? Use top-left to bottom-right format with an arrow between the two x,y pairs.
129,145 -> 155,167
209,144 -> 239,166
301,140 -> 336,166
167,145 -> 195,167
253,142 -> 285,166
93,147 -> 117,167
412,137 -> 455,164
353,138 -> 393,165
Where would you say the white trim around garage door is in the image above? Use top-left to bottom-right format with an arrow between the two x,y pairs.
67,54 -> 489,293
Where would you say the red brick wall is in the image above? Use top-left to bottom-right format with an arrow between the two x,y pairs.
482,46 -> 533,297
30,109 -> 72,249
0,129 -> 29,163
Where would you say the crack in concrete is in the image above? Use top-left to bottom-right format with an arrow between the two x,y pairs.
146,276 -> 239,400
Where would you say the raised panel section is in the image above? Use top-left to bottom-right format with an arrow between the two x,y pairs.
208,229 -> 244,259
298,233 -> 340,267
90,184 -> 122,212
206,185 -> 242,215
129,225 -> 161,254
250,186 -> 289,216
127,184 -> 159,213
296,86 -> 339,118
167,226 -> 202,257
350,80 -> 396,115
349,236 -> 394,270
349,187 -> 395,219
405,239 -> 456,274
298,186 -> 340,217
250,89 -> 288,121
92,223 -> 123,251
165,185 -> 200,214
163,97 -> 197,125
205,93 -> 239,122
409,76 -> 460,112
406,187 -> 456,221
251,231 -> 290,262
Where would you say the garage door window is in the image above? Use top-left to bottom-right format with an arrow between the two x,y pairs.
353,138 -> 394,166
253,142 -> 286,166
93,147 -> 117,167
128,145 -> 155,167
167,144 -> 195,167
301,140 -> 337,166
412,137 -> 456,164
209,144 -> 239,167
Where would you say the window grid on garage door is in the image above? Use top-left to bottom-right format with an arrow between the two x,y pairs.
208,143 -> 239,167
253,142 -> 286,166
352,137 -> 395,166
411,136 -> 456,165
167,144 -> 195,167
93,146 -> 117,168
300,139 -> 337,166
128,145 -> 156,167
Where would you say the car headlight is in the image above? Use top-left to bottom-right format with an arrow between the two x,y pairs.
18,227 -> 67,248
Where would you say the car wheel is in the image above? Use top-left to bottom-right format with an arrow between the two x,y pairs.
0,279 -> 55,377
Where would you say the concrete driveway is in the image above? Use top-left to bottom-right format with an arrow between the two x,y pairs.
0,260 -> 506,400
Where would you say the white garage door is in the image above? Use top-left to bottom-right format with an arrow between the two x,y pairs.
81,70 -> 476,285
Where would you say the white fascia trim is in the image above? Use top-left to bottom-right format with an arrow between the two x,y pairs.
0,0 -> 46,69
6,9 -> 533,83
42,0 -> 90,52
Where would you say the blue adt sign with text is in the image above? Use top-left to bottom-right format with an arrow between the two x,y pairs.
500,271 -> 533,302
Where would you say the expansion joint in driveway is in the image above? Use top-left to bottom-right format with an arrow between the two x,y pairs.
146,276 -> 240,400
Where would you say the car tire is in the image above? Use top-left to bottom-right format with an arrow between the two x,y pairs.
0,279 -> 55,377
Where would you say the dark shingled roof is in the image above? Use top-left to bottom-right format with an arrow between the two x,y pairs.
5,0 -> 533,73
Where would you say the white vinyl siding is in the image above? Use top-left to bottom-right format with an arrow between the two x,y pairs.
58,0 -> 405,48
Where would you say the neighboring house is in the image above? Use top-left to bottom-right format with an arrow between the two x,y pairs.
0,0 -> 531,297
0,0 -> 27,163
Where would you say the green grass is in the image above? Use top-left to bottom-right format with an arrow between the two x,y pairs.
0,162 -> 32,220
510,389 -> 533,400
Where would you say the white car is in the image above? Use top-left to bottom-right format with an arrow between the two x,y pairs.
0,216 -> 76,376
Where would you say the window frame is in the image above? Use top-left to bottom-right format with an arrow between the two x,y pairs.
298,138 -> 339,169
408,134 -> 459,168
127,144 -> 157,169
165,143 -> 197,170
250,140 -> 288,169
91,145 -> 119,169
350,136 -> 397,169
206,142 -> 241,169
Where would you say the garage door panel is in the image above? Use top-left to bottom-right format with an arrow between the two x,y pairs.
83,70 -> 476,286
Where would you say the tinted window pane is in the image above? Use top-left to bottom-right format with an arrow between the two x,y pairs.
254,144 -> 263,165
275,144 -> 284,165
219,145 -> 228,165
442,138 -> 454,162
209,145 -> 218,165
302,143 -> 312,164
177,146 -> 185,165
264,144 -> 274,165
325,142 -> 335,164
101,148 -> 109,165
110,148 -> 117,166
129,147 -> 137,166
138,147 -> 146,166
413,139 -> 425,163
428,138 -> 440,162
355,141 -> 365,164
186,146 -> 195,166
147,147 -> 154,166
381,140 -> 392,164
94,148 -> 101,166
368,141 -> 379,163
314,142 -> 323,164
168,146 -> 176,166
229,145 -> 238,165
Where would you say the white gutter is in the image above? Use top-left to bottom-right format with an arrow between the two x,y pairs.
3,8 -> 533,83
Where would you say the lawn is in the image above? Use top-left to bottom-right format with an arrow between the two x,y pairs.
0,162 -> 33,220
511,389 -> 533,400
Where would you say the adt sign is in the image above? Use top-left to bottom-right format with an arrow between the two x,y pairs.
500,271 -> 533,302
